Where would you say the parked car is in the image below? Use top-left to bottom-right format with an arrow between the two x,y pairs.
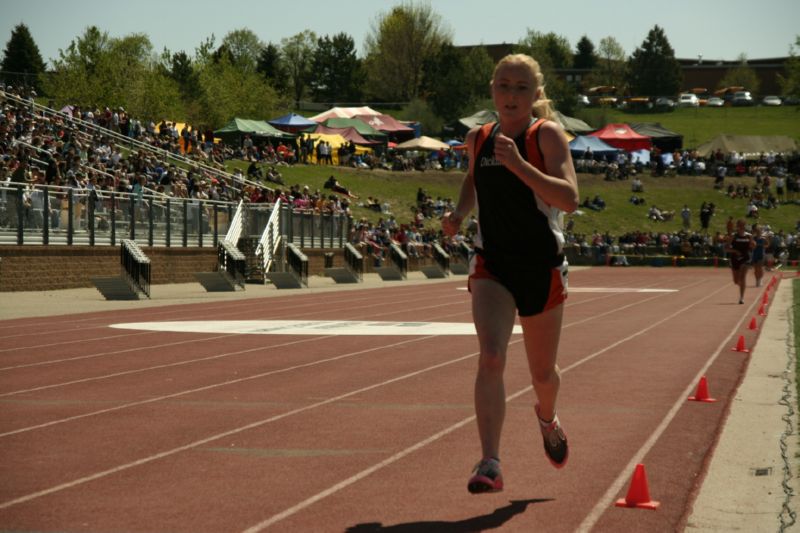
732,91 -> 754,106
782,95 -> 800,105
706,97 -> 725,107
654,97 -> 675,109
677,93 -> 700,107
762,95 -> 782,106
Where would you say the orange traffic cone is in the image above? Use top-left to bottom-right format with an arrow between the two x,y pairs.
762,292 -> 769,304
688,376 -> 717,402
748,317 -> 758,330
758,304 -> 767,316
731,335 -> 750,353
615,463 -> 660,510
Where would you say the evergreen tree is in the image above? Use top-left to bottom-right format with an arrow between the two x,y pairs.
573,35 -> 596,70
257,43 -> 288,95
627,25 -> 682,97
1,23 -> 47,93
309,33 -> 363,104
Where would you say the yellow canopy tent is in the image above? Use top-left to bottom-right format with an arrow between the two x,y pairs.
306,133 -> 372,165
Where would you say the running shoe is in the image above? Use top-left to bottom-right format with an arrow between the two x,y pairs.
536,403 -> 569,468
467,457 -> 503,494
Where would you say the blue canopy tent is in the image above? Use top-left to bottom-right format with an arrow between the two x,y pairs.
268,113 -> 317,133
569,135 -> 620,159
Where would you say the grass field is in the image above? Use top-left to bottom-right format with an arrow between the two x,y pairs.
226,105 -> 800,235
578,105 -> 800,148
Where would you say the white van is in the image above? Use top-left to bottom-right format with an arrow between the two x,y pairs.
677,93 -> 699,107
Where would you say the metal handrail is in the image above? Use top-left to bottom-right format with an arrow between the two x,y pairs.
225,200 -> 245,245
343,243 -> 364,281
286,242 -> 309,286
388,243 -> 408,279
1,90 -> 274,199
255,198 -> 282,273
431,242 -> 450,273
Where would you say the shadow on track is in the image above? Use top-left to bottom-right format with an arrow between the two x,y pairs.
344,498 -> 552,532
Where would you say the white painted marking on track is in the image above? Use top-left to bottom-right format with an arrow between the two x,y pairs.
109,320 -> 515,336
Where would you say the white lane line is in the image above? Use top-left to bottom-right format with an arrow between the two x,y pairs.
0,335 -> 458,511
0,335 -> 430,438
0,278 -> 712,513
0,279 -> 699,435
0,310 -> 469,437
0,278 -> 699,512
574,290 -> 757,532
239,281 -> 729,531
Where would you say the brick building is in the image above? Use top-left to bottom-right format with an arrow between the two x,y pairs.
458,43 -> 790,97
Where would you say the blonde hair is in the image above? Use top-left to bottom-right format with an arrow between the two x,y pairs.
492,54 -> 555,121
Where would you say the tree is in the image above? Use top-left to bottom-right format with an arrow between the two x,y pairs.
309,33 -> 363,104
515,30 -> 576,114
195,56 -> 285,128
1,23 -> 47,93
777,35 -> 800,97
627,25 -> 682,97
586,36 -> 627,91
257,42 -> 288,94
163,50 -> 200,99
281,30 -> 317,107
517,30 -> 573,70
573,35 -> 596,70
44,27 -> 184,121
220,29 -> 263,74
421,44 -> 494,121
719,54 -> 760,94
363,1 -> 452,102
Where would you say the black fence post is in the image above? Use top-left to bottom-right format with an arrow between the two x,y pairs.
213,204 -> 219,247
15,185 -> 23,245
182,199 -> 188,247
88,192 -> 95,246
42,187 -> 50,245
67,188 -> 74,246
198,201 -> 204,247
299,210 -> 305,248
148,197 -> 154,247
129,193 -> 136,241
165,199 -> 171,247
110,192 -> 116,246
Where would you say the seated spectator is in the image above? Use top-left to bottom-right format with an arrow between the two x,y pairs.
629,195 -> 646,206
323,175 -> 358,198
631,177 -> 644,193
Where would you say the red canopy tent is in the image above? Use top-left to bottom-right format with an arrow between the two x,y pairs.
352,113 -> 414,140
589,123 -> 652,152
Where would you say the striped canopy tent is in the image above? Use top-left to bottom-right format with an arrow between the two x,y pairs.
352,113 -> 415,140
308,106 -> 381,122
396,136 -> 450,151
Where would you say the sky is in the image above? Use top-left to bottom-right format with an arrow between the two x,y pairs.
2,0 -> 799,67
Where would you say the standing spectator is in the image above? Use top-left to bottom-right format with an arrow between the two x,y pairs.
681,204 -> 691,229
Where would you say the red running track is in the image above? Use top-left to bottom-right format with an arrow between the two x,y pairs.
0,267 -> 772,532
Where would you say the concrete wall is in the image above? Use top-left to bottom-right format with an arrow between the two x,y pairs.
0,246 -> 441,291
